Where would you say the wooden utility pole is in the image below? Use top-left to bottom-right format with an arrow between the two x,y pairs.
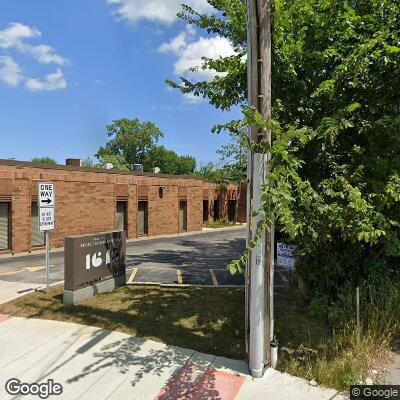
246,0 -> 274,378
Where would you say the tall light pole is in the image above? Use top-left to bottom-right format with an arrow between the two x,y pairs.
245,0 -> 274,378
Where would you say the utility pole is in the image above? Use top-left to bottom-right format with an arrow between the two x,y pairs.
245,0 -> 274,378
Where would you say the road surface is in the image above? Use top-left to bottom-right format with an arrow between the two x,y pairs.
0,227 -> 290,287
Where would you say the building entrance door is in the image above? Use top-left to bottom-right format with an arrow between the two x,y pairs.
138,201 -> 148,235
179,200 -> 187,232
228,200 -> 237,222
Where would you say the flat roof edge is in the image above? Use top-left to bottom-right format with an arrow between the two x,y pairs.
0,159 -> 204,181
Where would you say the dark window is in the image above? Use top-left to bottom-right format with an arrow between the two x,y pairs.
179,200 -> 187,232
213,199 -> 220,220
0,202 -> 10,250
116,201 -> 127,232
31,202 -> 45,247
137,201 -> 148,235
228,200 -> 237,222
203,200 -> 209,222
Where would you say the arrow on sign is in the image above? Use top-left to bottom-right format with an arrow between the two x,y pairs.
41,198 -> 52,205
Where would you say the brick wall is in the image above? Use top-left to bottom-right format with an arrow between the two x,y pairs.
202,182 -> 247,223
0,161 -> 206,254
148,184 -> 179,235
0,160 -> 246,255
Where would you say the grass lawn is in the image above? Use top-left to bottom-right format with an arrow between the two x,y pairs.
203,219 -> 239,229
0,285 -> 330,364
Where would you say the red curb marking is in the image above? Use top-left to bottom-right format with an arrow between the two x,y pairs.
191,369 -> 245,400
0,314 -> 11,323
156,363 -> 245,400
156,362 -> 199,400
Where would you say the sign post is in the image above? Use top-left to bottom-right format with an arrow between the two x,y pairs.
38,182 -> 55,293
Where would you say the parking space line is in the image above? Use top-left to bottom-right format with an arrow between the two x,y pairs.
128,268 -> 139,284
176,269 -> 183,285
0,269 -> 25,277
210,269 -> 219,286
24,265 -> 54,272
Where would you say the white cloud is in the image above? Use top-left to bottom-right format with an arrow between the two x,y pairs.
182,91 -> 205,104
0,22 -> 39,48
22,44 -> 67,65
0,55 -> 23,86
157,25 -> 195,55
160,33 -> 236,82
25,69 -> 67,92
0,22 -> 69,92
107,0 -> 213,25
0,22 -> 68,65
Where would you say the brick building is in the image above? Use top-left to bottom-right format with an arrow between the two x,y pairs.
0,159 -> 246,255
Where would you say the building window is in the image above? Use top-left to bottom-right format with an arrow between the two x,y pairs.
213,199 -> 220,220
0,202 -> 10,251
116,201 -> 127,232
137,200 -> 148,236
203,200 -> 209,222
179,200 -> 187,232
31,202 -> 45,247
228,200 -> 237,222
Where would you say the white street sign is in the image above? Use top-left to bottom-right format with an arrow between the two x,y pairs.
277,242 -> 296,269
38,182 -> 55,208
39,207 -> 55,232
38,182 -> 55,292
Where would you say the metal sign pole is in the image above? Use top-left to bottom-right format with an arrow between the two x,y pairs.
46,231 -> 50,293
38,182 -> 55,294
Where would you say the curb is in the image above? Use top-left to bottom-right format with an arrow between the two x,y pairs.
127,282 -> 245,289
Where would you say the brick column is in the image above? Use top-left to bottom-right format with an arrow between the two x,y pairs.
12,179 -> 31,253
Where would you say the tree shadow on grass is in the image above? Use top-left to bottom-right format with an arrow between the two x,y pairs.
3,285 -> 245,358
4,286 -> 244,395
0,286 -> 331,394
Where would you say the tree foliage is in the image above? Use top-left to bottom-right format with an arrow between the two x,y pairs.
31,156 -> 57,165
195,129 -> 247,182
96,118 -> 196,175
171,0 -> 400,296
143,145 -> 196,175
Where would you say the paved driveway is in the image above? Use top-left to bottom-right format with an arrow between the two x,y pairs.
0,227 -> 291,288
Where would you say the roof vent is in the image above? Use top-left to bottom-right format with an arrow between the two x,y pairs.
66,158 -> 82,167
132,164 -> 144,172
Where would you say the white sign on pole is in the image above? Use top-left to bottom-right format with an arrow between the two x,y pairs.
38,182 -> 55,208
38,182 -> 55,293
277,242 -> 296,269
39,207 -> 55,232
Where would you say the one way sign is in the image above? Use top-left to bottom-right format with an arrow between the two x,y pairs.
38,182 -> 55,208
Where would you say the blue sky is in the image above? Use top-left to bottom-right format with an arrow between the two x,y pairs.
0,0 -> 241,166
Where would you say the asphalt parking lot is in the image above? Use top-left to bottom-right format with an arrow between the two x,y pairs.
0,227 -> 291,287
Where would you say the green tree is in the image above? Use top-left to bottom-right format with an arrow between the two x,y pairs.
96,118 -> 164,168
195,162 -> 224,181
96,118 -> 197,175
170,0 -> 400,297
97,154 -> 130,171
215,129 -> 247,182
144,145 -> 196,175
31,156 -> 57,165
82,157 -> 97,168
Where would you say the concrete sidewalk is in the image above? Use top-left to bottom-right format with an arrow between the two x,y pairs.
0,281 -> 43,304
0,315 -> 346,400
